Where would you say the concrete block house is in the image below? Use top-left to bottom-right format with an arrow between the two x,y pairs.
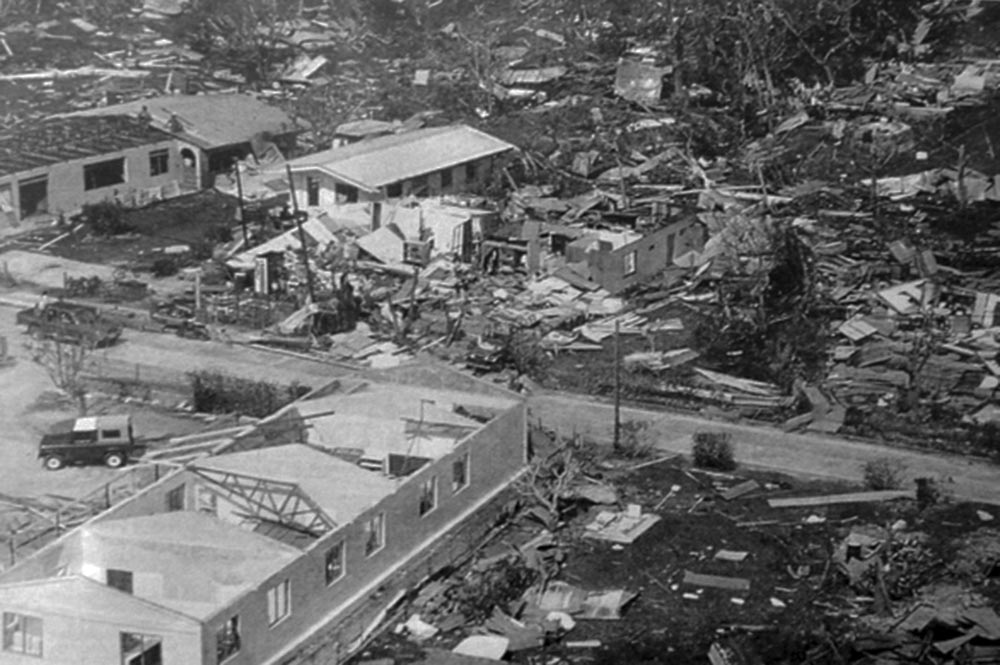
67,93 -> 298,190
566,217 -> 706,293
0,116 -> 182,229
0,365 -> 527,665
283,125 -> 515,209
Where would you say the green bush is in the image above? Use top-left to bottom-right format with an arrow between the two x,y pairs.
75,201 -> 133,237
692,431 -> 736,471
189,370 -> 310,418
862,457 -> 906,490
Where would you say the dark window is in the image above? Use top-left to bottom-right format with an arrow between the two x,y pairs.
107,569 -> 133,594
83,157 -> 125,191
452,453 -> 469,493
101,429 -> 122,439
18,175 -> 48,219
3,612 -> 42,656
166,484 -> 185,512
409,176 -> 428,196
216,615 -> 240,662
207,146 -> 246,174
306,176 -> 320,206
386,182 -> 402,198
149,149 -> 169,177
440,168 -> 453,190
121,632 -> 162,665
71,430 -> 98,444
335,183 -> 358,203
419,476 -> 437,517
325,542 -> 344,585
465,161 -> 477,183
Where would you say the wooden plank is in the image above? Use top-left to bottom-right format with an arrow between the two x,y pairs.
682,570 -> 751,592
719,479 -> 760,501
768,490 -> 913,508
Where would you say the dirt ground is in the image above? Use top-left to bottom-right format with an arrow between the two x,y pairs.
356,454 -> 1000,665
0,303 -> 236,500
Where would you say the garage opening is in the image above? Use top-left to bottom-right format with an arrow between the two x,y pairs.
83,157 -> 125,191
18,175 -> 48,219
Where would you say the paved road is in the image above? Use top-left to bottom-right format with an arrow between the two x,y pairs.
529,392 -> 1000,506
4,286 -> 997,507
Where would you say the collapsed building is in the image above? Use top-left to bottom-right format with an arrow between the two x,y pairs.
0,365 -> 527,665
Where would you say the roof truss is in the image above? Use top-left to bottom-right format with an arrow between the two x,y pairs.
192,468 -> 335,537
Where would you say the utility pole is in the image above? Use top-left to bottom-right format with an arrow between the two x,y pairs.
234,159 -> 248,246
613,318 -> 621,451
284,164 -> 316,303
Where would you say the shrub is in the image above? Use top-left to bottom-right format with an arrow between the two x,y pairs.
203,225 -> 234,244
150,255 -> 180,277
915,477 -> 942,509
692,431 -> 736,471
75,201 -> 133,236
616,420 -> 654,459
862,457 -> 906,490
188,370 -> 310,418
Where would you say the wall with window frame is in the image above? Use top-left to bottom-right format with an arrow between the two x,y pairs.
0,139 -> 182,221
198,401 -> 526,665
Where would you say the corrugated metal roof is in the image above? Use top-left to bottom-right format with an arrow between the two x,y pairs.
286,125 -> 515,190
193,444 -> 397,525
65,94 -> 295,150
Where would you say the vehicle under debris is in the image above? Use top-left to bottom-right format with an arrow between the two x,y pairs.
17,301 -> 123,348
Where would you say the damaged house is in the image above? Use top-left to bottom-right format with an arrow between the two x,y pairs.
65,94 -> 298,189
283,125 -> 514,207
0,367 -> 527,665
559,214 -> 705,294
0,116 -> 182,227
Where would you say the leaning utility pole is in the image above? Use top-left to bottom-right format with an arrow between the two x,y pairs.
613,318 -> 621,451
234,160 -> 248,246
284,164 -> 316,303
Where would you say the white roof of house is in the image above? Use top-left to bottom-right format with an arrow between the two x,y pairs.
285,125 -> 514,191
80,512 -> 300,620
0,576 -> 200,629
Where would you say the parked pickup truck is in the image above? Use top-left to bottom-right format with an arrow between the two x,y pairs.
39,415 -> 142,470
17,301 -> 123,347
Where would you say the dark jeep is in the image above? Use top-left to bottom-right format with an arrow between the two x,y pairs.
39,415 -> 142,470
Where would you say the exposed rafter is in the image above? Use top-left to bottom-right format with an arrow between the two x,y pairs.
191,468 -> 335,537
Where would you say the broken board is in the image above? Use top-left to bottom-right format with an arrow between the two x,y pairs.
583,510 -> 661,544
768,490 -> 914,508
682,571 -> 751,592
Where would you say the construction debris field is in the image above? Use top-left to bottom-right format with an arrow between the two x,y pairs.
355,452 -> 1000,665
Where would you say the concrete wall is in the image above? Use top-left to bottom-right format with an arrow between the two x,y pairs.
0,396 -> 526,665
1,594 -> 201,665
0,139 -> 183,220
590,218 -> 705,293
200,403 -> 526,665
